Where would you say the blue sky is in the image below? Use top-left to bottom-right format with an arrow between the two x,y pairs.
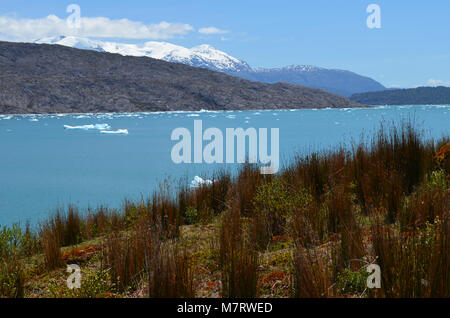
1,0 -> 449,88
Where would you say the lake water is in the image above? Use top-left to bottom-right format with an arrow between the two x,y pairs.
0,105 -> 449,227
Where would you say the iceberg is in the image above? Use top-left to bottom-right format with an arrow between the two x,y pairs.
100,129 -> 129,135
190,176 -> 213,188
63,123 -> 111,130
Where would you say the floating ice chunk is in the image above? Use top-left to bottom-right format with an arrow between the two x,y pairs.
100,129 -> 129,135
64,123 -> 111,130
190,176 -> 212,188
187,114 -> 200,117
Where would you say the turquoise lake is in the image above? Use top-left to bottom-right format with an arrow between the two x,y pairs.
0,105 -> 449,227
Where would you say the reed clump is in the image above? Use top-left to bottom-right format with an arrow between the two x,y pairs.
219,197 -> 259,298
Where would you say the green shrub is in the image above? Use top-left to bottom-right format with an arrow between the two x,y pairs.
335,268 -> 370,296
47,269 -> 114,298
0,224 -> 23,258
0,258 -> 24,298
184,207 -> 199,225
253,178 -> 298,248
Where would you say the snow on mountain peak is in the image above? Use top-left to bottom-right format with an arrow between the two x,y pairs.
33,36 -> 250,73
35,36 -> 106,52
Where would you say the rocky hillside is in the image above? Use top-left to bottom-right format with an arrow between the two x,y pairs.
0,41 -> 363,114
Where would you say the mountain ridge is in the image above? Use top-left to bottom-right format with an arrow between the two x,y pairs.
350,86 -> 450,105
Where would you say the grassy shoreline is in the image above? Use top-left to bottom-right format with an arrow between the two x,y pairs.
1,121 -> 449,298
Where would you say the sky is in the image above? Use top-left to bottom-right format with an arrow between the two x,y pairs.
0,0 -> 449,88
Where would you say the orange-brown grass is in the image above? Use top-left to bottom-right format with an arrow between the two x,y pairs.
61,244 -> 100,262
39,223 -> 62,271
370,212 -> 449,297
147,241 -> 195,298
293,247 -> 332,298
219,199 -> 258,298
101,227 -> 148,292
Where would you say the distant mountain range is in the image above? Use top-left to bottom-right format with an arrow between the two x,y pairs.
234,66 -> 386,97
0,41 -> 363,114
35,36 -> 385,97
350,86 -> 450,105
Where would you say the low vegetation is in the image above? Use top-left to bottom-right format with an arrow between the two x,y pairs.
0,122 -> 448,298
350,86 -> 450,105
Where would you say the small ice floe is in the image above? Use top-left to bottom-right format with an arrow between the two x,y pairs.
100,129 -> 129,135
29,118 -> 39,122
1,115 -> 13,120
187,114 -> 200,117
190,176 -> 213,188
63,123 -> 111,130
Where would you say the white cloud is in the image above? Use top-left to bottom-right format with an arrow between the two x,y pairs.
0,14 -> 194,42
427,78 -> 450,87
198,27 -> 228,35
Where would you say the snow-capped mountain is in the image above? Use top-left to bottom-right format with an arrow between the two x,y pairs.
34,36 -> 385,96
236,65 -> 386,97
34,36 -> 251,73
253,65 -> 324,73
